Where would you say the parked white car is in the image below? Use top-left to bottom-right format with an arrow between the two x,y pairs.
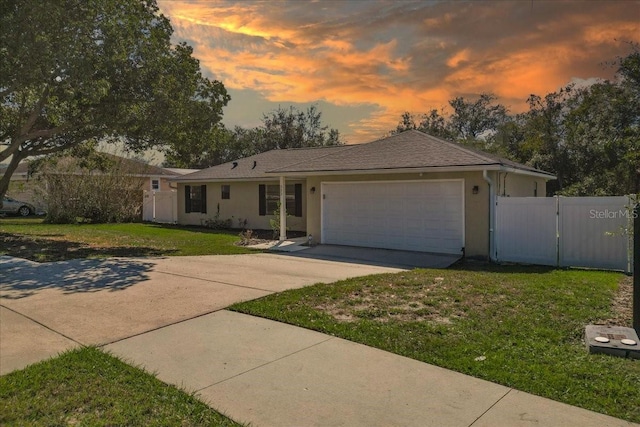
1,196 -> 35,217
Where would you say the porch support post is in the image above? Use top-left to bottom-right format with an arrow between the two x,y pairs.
279,175 -> 287,241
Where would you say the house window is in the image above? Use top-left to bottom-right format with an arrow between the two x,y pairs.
221,184 -> 230,200
151,179 -> 160,191
259,183 -> 302,217
185,185 -> 207,213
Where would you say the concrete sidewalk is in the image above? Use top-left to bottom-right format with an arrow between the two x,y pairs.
105,310 -> 637,427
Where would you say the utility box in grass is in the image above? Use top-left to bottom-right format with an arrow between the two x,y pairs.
585,325 -> 640,359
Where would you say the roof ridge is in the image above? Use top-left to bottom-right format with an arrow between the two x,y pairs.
284,145 -> 347,151
411,130 -> 500,165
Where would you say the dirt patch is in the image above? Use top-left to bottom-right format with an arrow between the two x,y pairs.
314,276 -> 476,324
598,275 -> 634,327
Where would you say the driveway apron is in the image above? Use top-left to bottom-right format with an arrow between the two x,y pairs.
0,253 -> 402,373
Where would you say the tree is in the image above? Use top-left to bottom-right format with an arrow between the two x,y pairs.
0,0 -> 229,203
417,109 -> 451,139
164,125 -> 232,169
164,105 -> 342,169
393,95 -> 507,144
394,112 -> 418,133
448,93 -> 508,143
518,87 -> 574,194
393,109 -> 450,139
261,105 -> 342,150
560,49 -> 640,195
34,144 -> 148,223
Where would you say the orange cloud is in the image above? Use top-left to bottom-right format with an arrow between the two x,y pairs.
158,1 -> 640,143
446,49 -> 471,68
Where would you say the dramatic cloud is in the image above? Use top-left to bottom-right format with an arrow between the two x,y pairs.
158,0 -> 639,143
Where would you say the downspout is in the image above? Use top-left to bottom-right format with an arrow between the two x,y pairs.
483,170 -> 496,261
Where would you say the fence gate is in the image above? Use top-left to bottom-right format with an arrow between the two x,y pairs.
142,190 -> 178,224
496,196 -> 633,272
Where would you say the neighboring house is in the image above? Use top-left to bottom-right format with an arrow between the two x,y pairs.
0,155 -> 195,212
173,130 -> 555,259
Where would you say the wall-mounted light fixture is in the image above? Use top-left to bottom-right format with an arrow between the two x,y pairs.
472,185 -> 479,194
310,186 -> 316,194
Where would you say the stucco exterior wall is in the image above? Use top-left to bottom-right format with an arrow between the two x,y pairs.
305,171 -> 491,258
176,171 -> 548,258
177,181 -> 307,231
497,173 -> 547,197
143,176 -> 175,192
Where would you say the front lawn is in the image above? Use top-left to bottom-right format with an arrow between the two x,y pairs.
230,265 -> 640,423
0,347 -> 241,426
0,218 -> 254,262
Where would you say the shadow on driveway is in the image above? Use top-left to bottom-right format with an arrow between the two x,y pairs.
0,256 -> 156,299
279,245 -> 461,269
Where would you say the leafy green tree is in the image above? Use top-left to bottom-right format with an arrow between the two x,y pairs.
394,112 -> 418,133
517,87 -> 573,194
260,105 -> 342,150
164,105 -> 341,168
486,115 -> 528,161
0,0 -> 229,202
393,110 -> 450,139
448,93 -> 508,144
561,58 -> 639,195
164,125 -> 233,169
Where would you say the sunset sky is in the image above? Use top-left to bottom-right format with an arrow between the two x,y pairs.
157,0 -> 640,144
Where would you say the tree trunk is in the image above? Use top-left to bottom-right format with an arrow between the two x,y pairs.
0,152 -> 25,208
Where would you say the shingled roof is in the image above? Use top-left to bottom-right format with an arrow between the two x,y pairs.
173,145 -> 350,182
269,130 -> 553,176
174,130 -> 554,182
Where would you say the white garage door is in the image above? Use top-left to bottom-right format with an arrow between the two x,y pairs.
321,180 -> 464,254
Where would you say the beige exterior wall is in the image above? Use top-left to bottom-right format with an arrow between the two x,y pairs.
305,171 -> 491,257
176,171 -> 548,258
143,176 -> 175,192
497,173 -> 547,197
177,180 -> 307,231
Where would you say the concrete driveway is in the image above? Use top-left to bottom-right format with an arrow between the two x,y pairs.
0,253 -> 403,374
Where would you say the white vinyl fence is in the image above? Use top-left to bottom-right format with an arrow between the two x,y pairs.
142,190 -> 178,224
495,196 -> 634,272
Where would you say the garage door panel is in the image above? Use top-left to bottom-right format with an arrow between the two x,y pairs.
322,181 -> 463,254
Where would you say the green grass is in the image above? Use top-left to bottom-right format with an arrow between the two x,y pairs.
0,347 -> 241,426
230,265 -> 640,423
0,218 -> 254,262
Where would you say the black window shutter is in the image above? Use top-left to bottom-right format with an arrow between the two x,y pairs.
294,183 -> 302,217
200,185 -> 207,213
185,185 -> 192,213
259,184 -> 266,216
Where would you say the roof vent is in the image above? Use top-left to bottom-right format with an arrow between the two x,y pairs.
231,161 -> 238,169
252,161 -> 257,169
